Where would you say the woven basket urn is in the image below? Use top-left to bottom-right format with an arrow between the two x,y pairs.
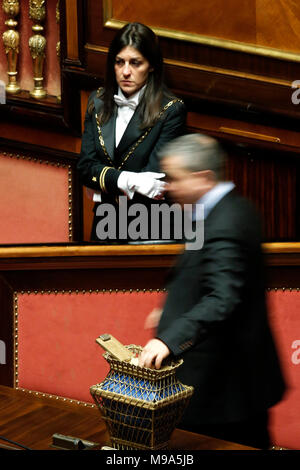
90,335 -> 194,451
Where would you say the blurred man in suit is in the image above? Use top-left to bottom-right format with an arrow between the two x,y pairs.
139,133 -> 285,449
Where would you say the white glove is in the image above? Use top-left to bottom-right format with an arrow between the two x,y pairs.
134,172 -> 167,199
117,171 -> 166,200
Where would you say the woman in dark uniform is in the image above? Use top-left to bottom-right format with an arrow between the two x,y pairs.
77,22 -> 186,242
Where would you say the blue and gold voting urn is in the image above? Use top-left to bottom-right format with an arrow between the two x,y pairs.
90,334 -> 194,451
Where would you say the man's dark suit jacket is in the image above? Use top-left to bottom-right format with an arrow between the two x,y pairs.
157,189 -> 286,427
77,89 -> 186,241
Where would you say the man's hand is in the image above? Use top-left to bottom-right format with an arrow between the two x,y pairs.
138,338 -> 170,369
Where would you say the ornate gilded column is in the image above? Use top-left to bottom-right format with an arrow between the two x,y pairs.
56,0 -> 61,103
2,0 -> 21,94
28,0 -> 47,99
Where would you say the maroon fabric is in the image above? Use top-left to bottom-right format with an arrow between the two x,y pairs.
16,288 -> 300,448
267,290 -> 300,449
0,153 -> 69,243
17,291 -> 165,403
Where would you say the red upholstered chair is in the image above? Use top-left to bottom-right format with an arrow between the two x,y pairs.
0,152 -> 70,243
16,290 -> 165,403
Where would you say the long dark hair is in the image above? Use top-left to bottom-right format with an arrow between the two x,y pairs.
95,23 -> 172,128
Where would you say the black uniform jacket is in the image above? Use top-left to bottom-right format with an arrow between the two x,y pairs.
77,89 -> 187,241
157,189 -> 286,426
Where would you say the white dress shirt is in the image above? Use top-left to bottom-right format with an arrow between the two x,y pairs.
193,182 -> 235,220
115,86 -> 145,147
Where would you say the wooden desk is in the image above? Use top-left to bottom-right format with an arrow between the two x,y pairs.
0,385 -> 255,451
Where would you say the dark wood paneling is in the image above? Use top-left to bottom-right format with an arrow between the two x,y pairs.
110,0 -> 300,56
184,110 -> 300,242
224,144 -> 298,241
83,0 -> 300,122
0,385 -> 254,450
2,1 -> 300,133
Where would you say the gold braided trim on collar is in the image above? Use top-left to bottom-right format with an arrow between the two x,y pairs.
95,98 -> 183,171
95,115 -> 115,167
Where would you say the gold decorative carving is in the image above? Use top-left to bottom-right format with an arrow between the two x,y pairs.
29,0 -> 46,22
2,0 -> 20,94
3,0 -> 19,16
56,40 -> 60,57
55,0 -> 59,23
29,34 -> 46,58
28,0 -> 47,99
56,0 -> 61,103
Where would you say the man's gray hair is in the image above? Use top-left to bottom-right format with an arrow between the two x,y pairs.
159,133 -> 226,180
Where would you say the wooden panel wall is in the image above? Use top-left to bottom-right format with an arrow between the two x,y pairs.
86,0 -> 300,117
110,0 -> 300,53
